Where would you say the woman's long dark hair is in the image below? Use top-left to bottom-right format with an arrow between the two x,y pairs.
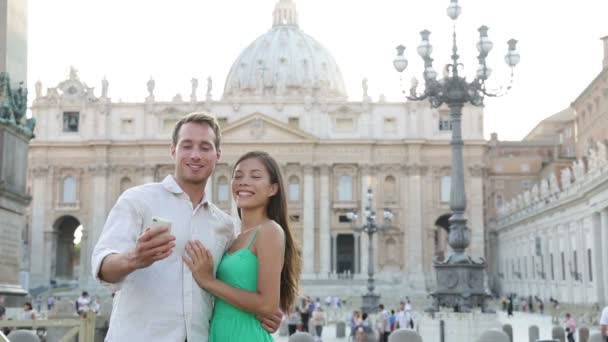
233,151 -> 301,312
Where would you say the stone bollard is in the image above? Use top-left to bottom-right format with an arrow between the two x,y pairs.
477,329 -> 510,342
288,332 -> 315,342
6,330 -> 40,342
529,325 -> 540,342
388,329 -> 423,342
502,324 -> 514,342
578,327 -> 589,342
279,319 -> 289,336
365,329 -> 380,342
551,326 -> 565,342
336,321 -> 346,338
47,298 -> 79,342
588,332 -> 603,342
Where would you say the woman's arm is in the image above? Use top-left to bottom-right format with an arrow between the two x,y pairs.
185,222 -> 285,317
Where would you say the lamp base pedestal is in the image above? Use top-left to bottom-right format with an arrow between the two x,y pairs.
361,292 -> 380,314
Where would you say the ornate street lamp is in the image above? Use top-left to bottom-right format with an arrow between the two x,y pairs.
393,0 -> 519,312
347,188 -> 393,313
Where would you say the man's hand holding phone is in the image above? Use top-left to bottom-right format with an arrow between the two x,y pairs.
128,217 -> 175,271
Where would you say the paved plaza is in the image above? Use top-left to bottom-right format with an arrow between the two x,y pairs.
273,311 -> 602,342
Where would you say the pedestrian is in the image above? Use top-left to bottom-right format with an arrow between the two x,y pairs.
76,291 -> 91,318
35,295 -> 42,313
565,312 -> 576,342
47,295 -> 55,312
312,306 -> 326,341
376,304 -> 391,342
91,112 -> 281,341
349,310 -> 360,341
600,305 -> 607,341
397,301 -> 413,330
355,312 -> 371,342
507,295 -> 514,317
389,309 -> 397,331
287,309 -> 300,335
300,297 -> 312,332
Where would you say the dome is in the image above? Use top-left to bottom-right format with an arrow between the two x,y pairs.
222,0 -> 347,101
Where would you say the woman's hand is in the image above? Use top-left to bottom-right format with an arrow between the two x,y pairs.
183,240 -> 215,289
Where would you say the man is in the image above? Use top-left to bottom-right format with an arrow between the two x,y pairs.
47,295 -> 55,311
396,301 -> 412,330
76,291 -> 91,317
600,305 -> 608,341
92,112 -> 280,341
376,304 -> 391,342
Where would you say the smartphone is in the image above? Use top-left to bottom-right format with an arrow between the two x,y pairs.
150,216 -> 172,236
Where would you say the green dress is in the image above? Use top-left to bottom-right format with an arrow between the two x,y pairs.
209,229 -> 273,341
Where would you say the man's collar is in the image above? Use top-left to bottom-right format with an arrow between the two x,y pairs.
161,175 -> 210,205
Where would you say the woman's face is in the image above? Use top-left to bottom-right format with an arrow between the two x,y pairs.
232,158 -> 277,210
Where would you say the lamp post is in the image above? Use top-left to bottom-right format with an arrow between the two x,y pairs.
393,0 -> 520,312
347,187 -> 393,313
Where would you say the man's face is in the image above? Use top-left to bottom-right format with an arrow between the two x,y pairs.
171,122 -> 221,186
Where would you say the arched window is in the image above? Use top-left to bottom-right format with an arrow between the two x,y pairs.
62,176 -> 77,203
384,175 -> 396,202
120,177 -> 132,194
288,176 -> 300,202
338,175 -> 352,201
217,176 -> 229,203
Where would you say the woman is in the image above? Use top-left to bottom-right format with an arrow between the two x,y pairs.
184,151 -> 301,341
312,306 -> 326,340
355,312 -> 370,342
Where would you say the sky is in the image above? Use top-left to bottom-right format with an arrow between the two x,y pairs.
27,0 -> 608,141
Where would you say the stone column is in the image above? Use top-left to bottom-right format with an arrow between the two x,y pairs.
86,164 -> 110,288
580,216 -> 590,303
354,233 -> 360,274
29,166 -> 49,287
405,164 -> 425,288
601,209 -> 608,304
143,165 -> 155,184
592,212 -> 604,305
302,165 -> 315,274
319,165 -> 330,275
331,232 -> 338,273
359,165 -> 371,275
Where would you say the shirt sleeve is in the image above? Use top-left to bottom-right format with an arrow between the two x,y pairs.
91,191 -> 143,292
601,308 -> 608,325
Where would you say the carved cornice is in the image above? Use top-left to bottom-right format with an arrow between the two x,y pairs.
468,164 -> 485,177
31,165 -> 50,177
404,164 -> 428,176
302,163 -> 314,174
88,164 -> 110,176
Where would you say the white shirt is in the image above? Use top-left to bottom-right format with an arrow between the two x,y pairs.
77,296 -> 91,312
397,310 -> 411,329
600,306 -> 608,325
92,175 -> 235,342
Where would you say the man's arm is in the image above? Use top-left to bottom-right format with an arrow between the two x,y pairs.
92,194 -> 174,286
600,324 -> 606,338
98,227 -> 175,283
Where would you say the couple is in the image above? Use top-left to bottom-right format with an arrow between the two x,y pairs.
92,112 -> 301,341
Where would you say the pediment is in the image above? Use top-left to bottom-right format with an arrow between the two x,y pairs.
222,113 -> 317,143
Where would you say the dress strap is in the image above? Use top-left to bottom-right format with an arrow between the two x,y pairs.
245,221 -> 267,250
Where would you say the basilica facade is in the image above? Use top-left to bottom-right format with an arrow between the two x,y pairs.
25,0 -> 486,298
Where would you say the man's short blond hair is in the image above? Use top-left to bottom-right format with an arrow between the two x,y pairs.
172,112 -> 221,149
